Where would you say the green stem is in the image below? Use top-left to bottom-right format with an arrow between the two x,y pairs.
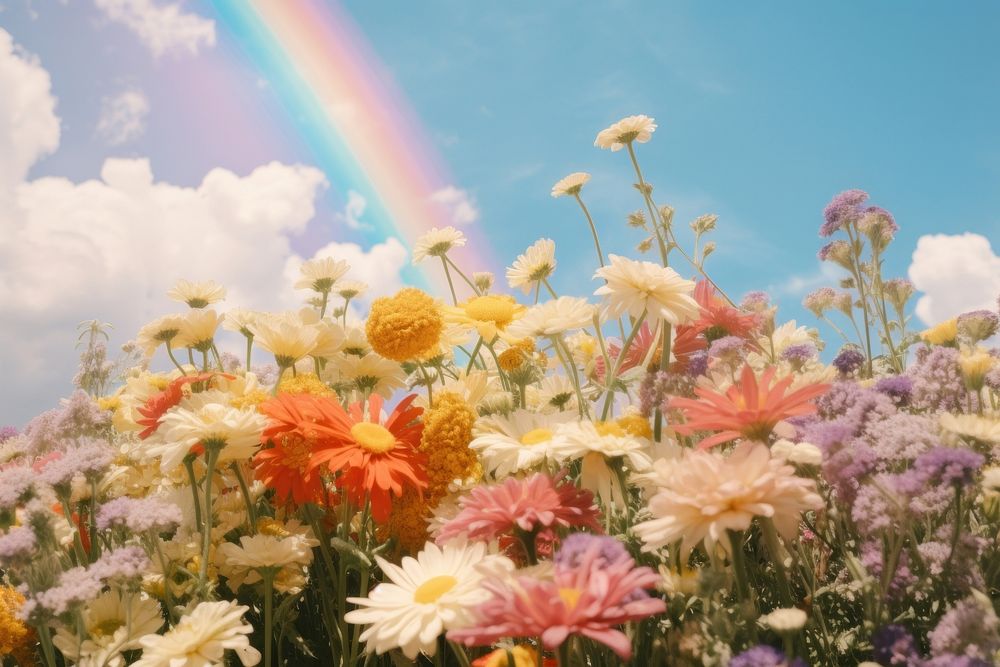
445,256 -> 480,293
653,323 -> 671,442
542,277 -> 558,299
231,462 -> 257,533
198,445 -> 221,598
551,335 -> 589,419
600,310 -> 648,420
183,456 -> 203,534
418,363 -> 435,406
36,623 -> 58,667
464,337 -> 485,375
245,335 -> 254,373
573,192 -> 605,267
761,519 -> 795,607
319,290 -> 330,318
165,342 -> 187,375
440,255 -> 458,305
448,641 -> 472,667
625,142 -> 669,266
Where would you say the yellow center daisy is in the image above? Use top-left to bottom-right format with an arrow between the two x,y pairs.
351,422 -> 397,454
463,295 -> 518,327
413,575 -> 457,604
519,427 -> 553,446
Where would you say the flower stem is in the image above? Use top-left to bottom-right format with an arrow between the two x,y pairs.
600,310 -> 648,420
653,323 -> 671,442
183,455 -> 203,534
231,462 -> 257,533
198,445 -> 221,599
440,255 -> 458,305
262,569 -> 275,667
573,192 -> 605,267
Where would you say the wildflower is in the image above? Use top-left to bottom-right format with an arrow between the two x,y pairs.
634,442 -> 822,556
730,646 -> 806,667
0,587 -> 34,665
593,323 -> 658,384
921,318 -> 959,346
448,534 -> 665,659
831,347 -> 865,376
135,371 -> 228,439
505,297 -> 596,339
555,421 -> 653,509
250,313 -> 320,368
912,446 -> 983,488
366,288 -> 443,362
0,527 -> 36,567
133,600 -> 260,667
294,256 -> 350,293
958,348 -> 995,390
594,114 -> 657,151
420,392 -> 480,498
166,279 -> 226,308
53,590 -> 163,667
873,375 -> 914,406
96,496 -> 182,534
506,239 -> 557,295
883,278 -> 914,313
470,410 -> 575,478
346,540 -> 513,660
909,346 -> 968,412
472,271 -> 495,293
217,531 -> 317,593
333,352 -> 408,398
413,227 -> 467,263
444,294 -> 526,341
820,189 -> 868,237
689,280 -> 758,342
670,365 -> 829,448
803,287 -> 836,316
872,625 -> 921,666
957,309 -> 999,343
436,472 -> 601,545
135,314 -> 187,358
593,254 -> 699,325
276,372 -> 334,397
308,394 -> 428,522
762,608 -> 808,633
550,172 -> 591,197
770,439 -> 822,466
928,592 -> 1000,662
146,401 -> 266,472
223,308 -> 260,338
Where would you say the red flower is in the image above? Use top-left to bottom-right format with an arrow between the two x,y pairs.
669,365 -> 830,449
689,280 -> 758,341
136,372 -> 232,439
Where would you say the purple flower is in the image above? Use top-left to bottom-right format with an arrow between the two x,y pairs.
821,189 -> 869,237
832,348 -> 865,376
708,335 -> 745,359
873,375 -> 913,406
957,309 -> 999,343
929,595 -> 1000,661
97,496 -> 182,534
923,658 -> 991,667
37,441 -> 113,492
31,566 -> 103,618
862,413 -> 937,463
917,529 -> 985,594
872,624 -> 920,666
908,346 -> 970,413
0,526 -> 36,566
0,426 -> 17,443
0,466 -> 36,511
686,351 -> 709,377
730,645 -> 806,667
740,291 -> 771,312
913,447 -> 983,488
91,545 -> 151,582
781,343 -> 817,364
555,533 -> 630,570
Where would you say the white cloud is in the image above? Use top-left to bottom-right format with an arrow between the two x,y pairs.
908,233 -> 1000,324
429,185 -> 479,225
335,189 -> 372,231
94,0 -> 215,57
96,89 -> 149,145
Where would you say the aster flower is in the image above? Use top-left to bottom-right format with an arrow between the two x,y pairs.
820,189 -> 868,237
505,297 -> 596,339
634,442 -> 823,556
133,600 -> 260,667
444,294 -> 527,341
436,472 -> 601,546
832,347 -> 865,376
413,226 -> 467,263
448,533 -> 665,659
294,256 -> 350,293
594,114 -> 657,151
346,540 -> 514,660
96,496 -> 182,534
53,590 -> 163,667
506,239 -> 557,295
669,365 -> 830,448
470,410 -> 576,478
593,254 -> 699,325
550,172 -> 591,198
0,526 -> 36,567
166,279 -> 226,308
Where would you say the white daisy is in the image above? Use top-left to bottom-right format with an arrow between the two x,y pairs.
53,590 -> 163,667
345,540 -> 513,660
166,279 -> 226,308
250,313 -> 320,368
770,439 -> 823,466
295,256 -> 350,293
335,280 -> 369,300
174,309 -> 222,351
217,530 -> 318,593
594,254 -> 699,325
525,375 -> 578,414
149,403 -> 267,472
594,114 -> 657,151
940,413 -> 1000,445
555,420 -> 653,509
550,172 -> 591,198
133,600 -> 260,667
413,227 -> 467,263
222,309 -> 261,339
505,297 -> 596,339
136,315 -> 186,358
470,409 -> 576,477
331,352 -> 407,398
506,238 -> 556,295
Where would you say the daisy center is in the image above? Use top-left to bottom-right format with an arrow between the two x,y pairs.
90,619 -> 124,638
280,433 -> 312,471
413,575 -> 457,604
595,421 -> 625,437
464,296 -> 516,326
519,428 -> 553,446
350,422 -> 397,454
558,587 -> 582,610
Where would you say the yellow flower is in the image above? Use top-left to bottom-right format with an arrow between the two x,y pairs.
366,288 -> 443,362
97,395 -> 121,411
477,646 -> 543,667
0,586 -> 35,666
921,318 -> 958,345
959,349 -> 995,390
498,347 -> 527,372
443,294 -> 526,341
420,392 -> 481,499
230,389 -> 270,411
616,413 -> 653,439
381,489 -> 431,554
277,373 -> 334,397
166,279 -> 226,308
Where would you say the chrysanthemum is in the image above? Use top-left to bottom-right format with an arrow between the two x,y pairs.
217,531 -> 316,593
150,402 -> 267,472
174,308 -> 222,351
634,442 -> 823,556
550,172 -> 591,198
331,352 -> 407,398
166,279 -> 226,308
53,590 -> 163,667
444,294 -> 527,341
669,365 -> 830,448
594,255 -> 700,325
309,394 -> 428,522
506,239 -> 557,295
413,227 -> 467,263
345,540 -> 514,660
133,600 -> 260,667
295,256 -> 350,293
470,410 -> 575,477
554,421 -> 653,509
136,314 -> 187,358
594,115 -> 657,151
250,313 -> 320,368
420,392 -> 481,498
448,535 -> 665,659
366,288 -> 444,361
436,472 -> 601,545
505,297 -> 596,339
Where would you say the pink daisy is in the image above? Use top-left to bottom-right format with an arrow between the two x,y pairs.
447,534 -> 666,659
436,472 -> 601,545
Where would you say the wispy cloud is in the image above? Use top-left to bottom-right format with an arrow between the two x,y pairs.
96,88 -> 149,145
94,0 -> 215,58
429,185 -> 479,225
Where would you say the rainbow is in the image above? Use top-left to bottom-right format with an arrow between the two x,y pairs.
210,0 -> 496,292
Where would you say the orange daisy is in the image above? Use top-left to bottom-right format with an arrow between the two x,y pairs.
309,394 -> 428,522
689,280 -> 759,342
669,365 -> 830,449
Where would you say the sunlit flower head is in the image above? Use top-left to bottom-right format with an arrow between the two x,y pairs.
174,308 -> 222,351
594,254 -> 699,325
634,442 -> 823,556
366,288 -> 444,361
133,600 -> 260,667
136,314 -> 186,358
444,294 -> 527,341
217,530 -> 317,593
151,402 -> 267,472
594,115 -> 656,151
471,409 -> 576,478
251,313 -> 320,368
330,352 -> 407,398
506,238 -> 556,295
294,256 -> 350,293
335,280 -> 368,300
413,227 -> 467,263
920,318 -> 959,346
939,413 -> 1000,445
53,590 -> 163,667
555,421 -> 653,509
345,540 -> 514,660
166,279 -> 227,308
472,272 -> 495,293
506,297 -> 596,339
550,172 -> 591,198
222,309 -> 261,339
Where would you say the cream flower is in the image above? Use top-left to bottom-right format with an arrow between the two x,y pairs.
294,256 -> 350,292
174,309 -> 222,351
250,313 -> 320,367
217,529 -> 318,593
472,271 -> 495,293
295,308 -> 345,359
53,590 -> 163,667
222,309 -> 261,338
770,439 -> 823,466
335,280 -> 368,300
149,403 -> 267,472
634,442 -> 823,556
133,600 -> 260,667
525,375 -> 578,414
166,279 -> 226,308
470,409 -> 576,477
594,255 -> 699,325
555,420 -> 653,509
550,172 -> 591,198
136,315 -> 186,358
762,607 -> 808,633
443,294 -> 527,341
594,114 -> 657,151
506,238 -> 556,294
340,325 -> 372,356
413,227 -> 467,263
345,540 -> 513,660
331,352 -> 407,398
505,297 -> 596,339
940,413 -> 1000,445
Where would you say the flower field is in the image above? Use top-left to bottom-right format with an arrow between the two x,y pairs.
2,114 -> 999,667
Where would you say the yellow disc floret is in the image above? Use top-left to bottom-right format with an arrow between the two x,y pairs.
366,288 -> 444,361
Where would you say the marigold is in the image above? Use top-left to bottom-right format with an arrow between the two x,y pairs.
382,489 -> 432,553
366,288 -> 444,361
0,586 -> 35,666
420,392 -> 481,499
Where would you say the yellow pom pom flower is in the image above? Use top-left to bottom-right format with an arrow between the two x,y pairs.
366,288 -> 444,362
277,372 -> 335,397
420,392 -> 481,498
921,318 -> 958,346
0,586 -> 36,666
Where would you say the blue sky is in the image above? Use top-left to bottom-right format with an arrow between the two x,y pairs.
1,0 -> 998,424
